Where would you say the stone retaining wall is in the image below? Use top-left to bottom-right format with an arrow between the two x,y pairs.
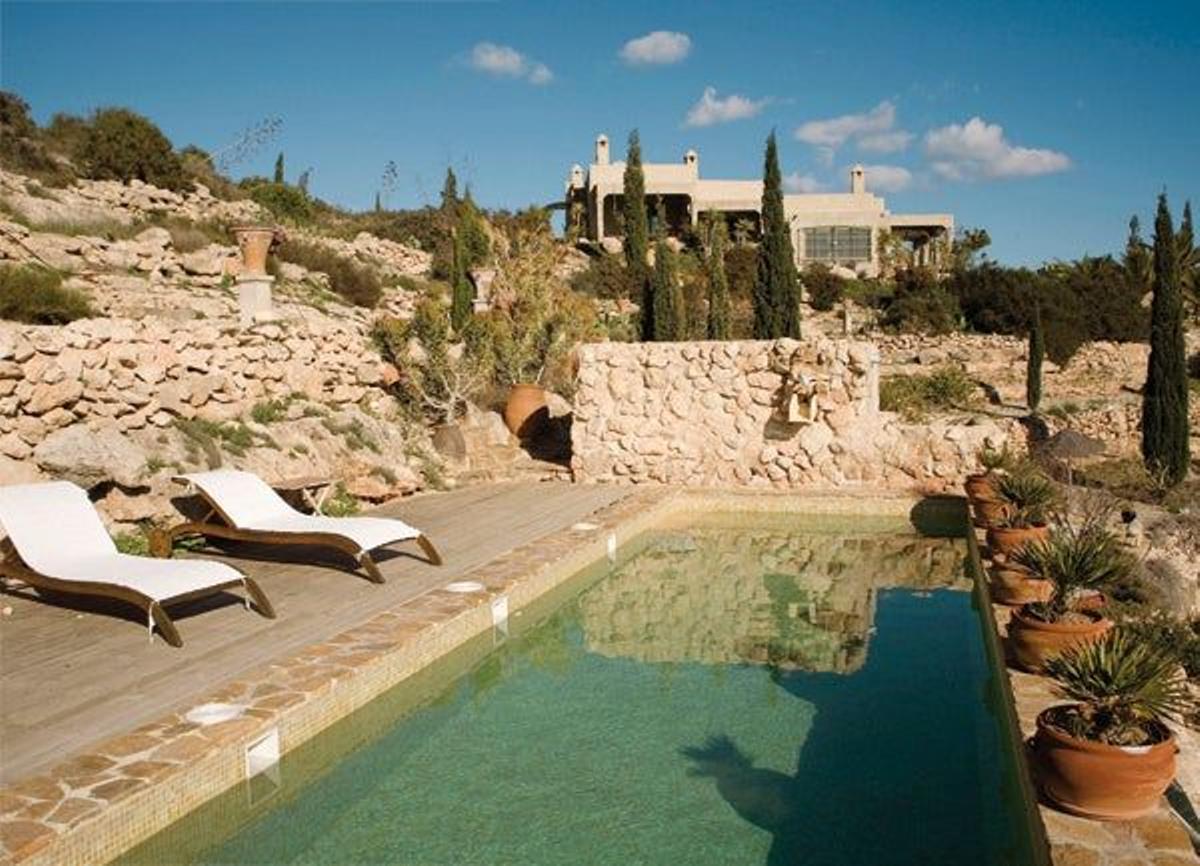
571,338 -> 1017,492
0,317 -> 397,462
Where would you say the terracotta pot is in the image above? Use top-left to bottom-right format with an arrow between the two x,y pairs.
1033,707 -> 1176,820
973,499 -> 1010,529
987,523 -> 1049,557
964,472 -> 1001,503
503,383 -> 548,439
1007,607 -> 1111,672
232,226 -> 277,276
989,565 -> 1054,606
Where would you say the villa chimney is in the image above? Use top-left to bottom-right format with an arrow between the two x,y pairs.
684,149 -> 698,175
568,163 -> 584,189
850,164 -> 866,194
595,134 -> 610,166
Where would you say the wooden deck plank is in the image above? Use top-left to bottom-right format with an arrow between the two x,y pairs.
0,482 -> 626,782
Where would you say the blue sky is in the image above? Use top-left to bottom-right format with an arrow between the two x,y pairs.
2,0 -> 1197,265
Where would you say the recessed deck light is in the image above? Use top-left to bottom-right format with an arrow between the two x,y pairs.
444,580 -> 486,593
185,703 -> 246,726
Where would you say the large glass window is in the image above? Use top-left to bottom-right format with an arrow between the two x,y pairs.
801,226 -> 872,263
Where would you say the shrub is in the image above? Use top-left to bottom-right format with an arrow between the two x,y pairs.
0,91 -> 70,183
274,239 -> 382,307
1044,630 -> 1194,745
723,244 -> 757,301
1016,524 -> 1133,621
802,263 -> 844,312
239,179 -> 313,224
0,265 -> 93,324
570,252 -> 632,300
80,108 -> 184,190
995,467 -> 1060,529
882,267 -> 961,334
880,365 -> 976,421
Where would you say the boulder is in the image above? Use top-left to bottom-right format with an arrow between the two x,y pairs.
33,424 -> 147,489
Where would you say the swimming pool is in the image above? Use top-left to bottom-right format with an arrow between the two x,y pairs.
117,512 -> 1043,865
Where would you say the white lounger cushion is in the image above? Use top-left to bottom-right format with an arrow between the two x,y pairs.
177,470 -> 421,553
0,481 -> 245,602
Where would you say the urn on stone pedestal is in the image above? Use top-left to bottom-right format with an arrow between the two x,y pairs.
230,226 -> 284,326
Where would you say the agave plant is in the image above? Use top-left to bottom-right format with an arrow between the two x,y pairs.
1044,630 -> 1194,746
996,467 -> 1058,528
978,443 -> 1017,474
1015,524 -> 1136,622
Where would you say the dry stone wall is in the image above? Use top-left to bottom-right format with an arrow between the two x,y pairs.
572,338 -> 1017,492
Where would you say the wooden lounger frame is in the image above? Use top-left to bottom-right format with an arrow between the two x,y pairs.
154,500 -> 443,584
0,539 -> 275,648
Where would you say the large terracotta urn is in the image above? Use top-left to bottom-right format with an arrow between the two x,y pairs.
987,523 -> 1050,558
231,226 -> 278,276
1033,708 -> 1177,820
503,383 -> 548,439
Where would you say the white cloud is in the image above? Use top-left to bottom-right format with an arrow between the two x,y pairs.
684,86 -> 769,128
468,42 -> 553,85
620,31 -> 692,65
795,100 -> 898,149
857,130 -> 914,154
860,164 -> 912,192
784,172 -> 824,193
924,117 -> 1070,180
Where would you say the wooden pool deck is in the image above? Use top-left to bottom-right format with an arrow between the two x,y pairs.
0,481 -> 627,784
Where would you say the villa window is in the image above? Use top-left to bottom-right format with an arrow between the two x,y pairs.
802,226 -> 872,264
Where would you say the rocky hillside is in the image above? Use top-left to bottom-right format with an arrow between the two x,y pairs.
0,167 -> 474,529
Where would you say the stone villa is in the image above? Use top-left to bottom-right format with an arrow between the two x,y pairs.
565,134 -> 953,276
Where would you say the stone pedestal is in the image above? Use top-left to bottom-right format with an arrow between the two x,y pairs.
237,275 -> 276,327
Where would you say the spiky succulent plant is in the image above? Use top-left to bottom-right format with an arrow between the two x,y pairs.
1045,630 -> 1194,745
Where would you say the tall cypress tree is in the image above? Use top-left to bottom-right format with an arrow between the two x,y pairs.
754,132 -> 801,339
707,215 -> 731,340
441,168 -> 459,215
1026,301 -> 1044,413
1179,201 -> 1197,318
651,239 -> 683,341
273,152 -> 284,184
449,230 -> 472,333
1141,193 -> 1190,484
373,191 -> 382,213
622,131 -> 653,340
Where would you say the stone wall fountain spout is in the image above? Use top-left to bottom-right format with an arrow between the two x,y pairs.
231,225 -> 285,327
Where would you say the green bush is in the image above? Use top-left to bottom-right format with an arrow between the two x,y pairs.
239,179 -> 313,224
723,244 -> 757,300
0,265 -> 93,324
802,263 -> 844,312
0,91 -> 71,183
882,267 -> 961,334
80,108 -> 185,190
274,239 -> 382,307
570,253 -> 632,300
880,366 -> 976,421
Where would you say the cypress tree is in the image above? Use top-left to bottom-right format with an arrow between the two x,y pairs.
1179,201 -> 1197,317
622,131 -> 652,339
1026,301 -> 1044,413
441,168 -> 458,215
651,239 -> 684,341
458,190 -> 491,269
1141,193 -> 1190,485
273,152 -> 284,184
707,215 -> 731,339
373,191 -> 382,213
754,132 -> 801,339
449,230 -> 472,333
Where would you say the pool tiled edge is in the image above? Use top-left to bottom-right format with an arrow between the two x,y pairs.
967,518 -> 1200,866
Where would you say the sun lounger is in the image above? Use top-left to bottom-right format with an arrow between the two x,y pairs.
161,470 -> 442,583
0,481 -> 274,647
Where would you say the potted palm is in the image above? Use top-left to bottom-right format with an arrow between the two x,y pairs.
1006,525 -> 1132,672
987,469 -> 1057,556
1035,631 -> 1192,820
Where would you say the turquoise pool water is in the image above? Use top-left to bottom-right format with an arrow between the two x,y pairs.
118,513 -> 1042,865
